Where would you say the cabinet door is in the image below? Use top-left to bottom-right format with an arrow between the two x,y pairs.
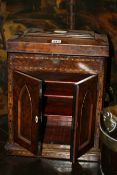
71,75 -> 98,163
13,71 -> 42,154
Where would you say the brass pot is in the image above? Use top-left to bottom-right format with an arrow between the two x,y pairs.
100,111 -> 117,152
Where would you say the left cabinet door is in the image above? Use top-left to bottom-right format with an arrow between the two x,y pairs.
13,71 -> 42,154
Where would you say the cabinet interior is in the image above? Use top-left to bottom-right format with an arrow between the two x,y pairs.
18,71 -> 93,159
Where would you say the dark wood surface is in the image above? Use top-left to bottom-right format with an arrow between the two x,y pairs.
7,30 -> 109,56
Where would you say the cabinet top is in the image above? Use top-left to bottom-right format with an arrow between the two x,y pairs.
6,29 -> 109,57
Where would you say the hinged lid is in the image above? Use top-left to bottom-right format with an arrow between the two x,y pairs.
7,29 -> 109,57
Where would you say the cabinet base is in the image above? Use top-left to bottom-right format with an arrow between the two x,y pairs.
79,148 -> 100,162
5,142 -> 35,157
5,142 -> 100,162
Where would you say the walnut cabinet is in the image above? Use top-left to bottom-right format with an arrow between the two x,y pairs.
5,30 -> 109,163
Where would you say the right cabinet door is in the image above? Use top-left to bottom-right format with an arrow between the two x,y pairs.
71,75 -> 98,163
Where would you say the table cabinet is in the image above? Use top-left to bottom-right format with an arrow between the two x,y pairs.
5,29 -> 109,163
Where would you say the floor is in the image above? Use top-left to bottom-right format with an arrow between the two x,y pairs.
0,115 -> 102,175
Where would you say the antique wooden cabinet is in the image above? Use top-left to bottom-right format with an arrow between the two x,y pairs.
5,29 -> 109,163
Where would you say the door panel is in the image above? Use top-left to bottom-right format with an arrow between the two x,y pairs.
13,71 -> 42,154
18,84 -> 32,144
71,75 -> 98,162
